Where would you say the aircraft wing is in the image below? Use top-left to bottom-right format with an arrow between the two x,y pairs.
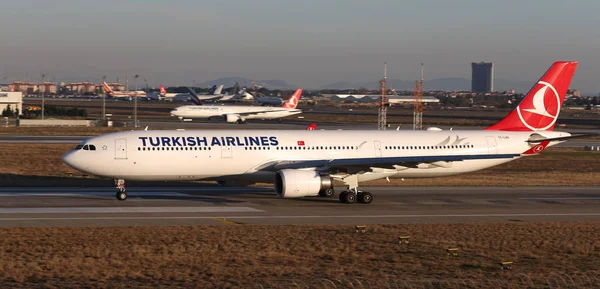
197,95 -> 225,102
250,153 -> 520,172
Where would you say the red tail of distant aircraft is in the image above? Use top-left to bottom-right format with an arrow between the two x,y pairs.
282,89 -> 303,109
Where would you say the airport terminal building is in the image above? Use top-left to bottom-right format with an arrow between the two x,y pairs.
0,92 -> 23,115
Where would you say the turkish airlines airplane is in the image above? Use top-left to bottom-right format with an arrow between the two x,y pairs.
102,82 -> 147,98
170,88 -> 303,123
158,84 -> 189,100
64,61 -> 579,204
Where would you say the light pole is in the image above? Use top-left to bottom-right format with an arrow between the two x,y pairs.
102,76 -> 106,120
41,73 -> 45,120
134,74 -> 139,127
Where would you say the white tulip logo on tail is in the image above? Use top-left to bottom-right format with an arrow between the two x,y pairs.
283,89 -> 302,109
516,81 -> 560,131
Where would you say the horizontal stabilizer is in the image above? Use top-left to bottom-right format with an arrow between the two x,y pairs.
526,133 -> 600,143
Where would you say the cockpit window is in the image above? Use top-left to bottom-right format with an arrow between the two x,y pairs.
89,145 -> 96,151
83,145 -> 89,150
75,145 -> 84,150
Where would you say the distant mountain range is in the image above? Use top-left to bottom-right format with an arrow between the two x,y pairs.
198,77 -> 298,90
321,78 -> 535,93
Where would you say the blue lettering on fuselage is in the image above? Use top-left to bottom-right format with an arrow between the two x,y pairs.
138,136 -> 280,147
172,137 -> 182,146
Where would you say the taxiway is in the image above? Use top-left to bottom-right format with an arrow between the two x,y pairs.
0,186 -> 598,227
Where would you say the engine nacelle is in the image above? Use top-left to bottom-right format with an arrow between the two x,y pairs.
226,114 -> 243,123
274,169 -> 332,198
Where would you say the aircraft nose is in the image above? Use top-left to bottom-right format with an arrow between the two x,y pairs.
62,151 -> 84,171
170,109 -> 178,116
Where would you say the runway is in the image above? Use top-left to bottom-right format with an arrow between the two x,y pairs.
0,186 -> 598,227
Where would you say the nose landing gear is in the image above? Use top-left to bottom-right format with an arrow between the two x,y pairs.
115,179 -> 127,201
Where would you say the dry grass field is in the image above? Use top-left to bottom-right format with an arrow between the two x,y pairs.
0,144 -> 599,187
0,223 -> 598,288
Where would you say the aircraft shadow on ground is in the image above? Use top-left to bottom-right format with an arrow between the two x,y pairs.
0,174 -> 272,204
0,174 -> 267,189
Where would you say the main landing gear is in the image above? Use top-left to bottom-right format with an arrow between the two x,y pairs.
339,190 -> 373,204
115,179 -> 127,201
318,187 -> 335,198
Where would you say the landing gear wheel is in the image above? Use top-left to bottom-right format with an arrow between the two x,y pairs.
116,191 -> 128,201
319,188 -> 335,197
342,191 -> 357,204
114,179 -> 127,201
357,192 -> 373,204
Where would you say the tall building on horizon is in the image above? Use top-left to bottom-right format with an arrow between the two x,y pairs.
471,62 -> 494,92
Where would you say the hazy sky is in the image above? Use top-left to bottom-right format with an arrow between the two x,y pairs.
0,0 -> 598,92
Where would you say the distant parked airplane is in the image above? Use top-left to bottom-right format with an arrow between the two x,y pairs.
171,89 -> 303,123
102,82 -> 146,98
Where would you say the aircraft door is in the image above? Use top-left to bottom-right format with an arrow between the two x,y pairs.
486,136 -> 497,154
115,138 -> 127,159
221,146 -> 232,159
374,141 -> 382,157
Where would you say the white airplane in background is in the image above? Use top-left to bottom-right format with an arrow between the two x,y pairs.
158,84 -> 224,103
158,84 -> 190,100
171,89 -> 303,123
102,82 -> 147,98
186,86 -> 256,103
233,89 -> 285,106
64,62 -> 581,204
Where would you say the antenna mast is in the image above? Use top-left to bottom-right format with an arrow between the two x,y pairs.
378,62 -> 388,130
413,63 -> 424,130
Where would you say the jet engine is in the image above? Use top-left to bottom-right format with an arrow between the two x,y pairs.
275,169 -> 333,198
225,114 -> 245,124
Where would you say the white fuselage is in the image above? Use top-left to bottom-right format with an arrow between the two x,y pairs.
170,105 -> 302,120
161,92 -> 190,99
62,129 -> 568,182
108,91 -> 147,98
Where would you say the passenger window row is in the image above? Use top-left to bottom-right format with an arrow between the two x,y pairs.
138,147 -> 212,151
276,146 -> 356,150
385,144 -> 474,150
245,147 -> 270,150
136,146 -> 359,152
